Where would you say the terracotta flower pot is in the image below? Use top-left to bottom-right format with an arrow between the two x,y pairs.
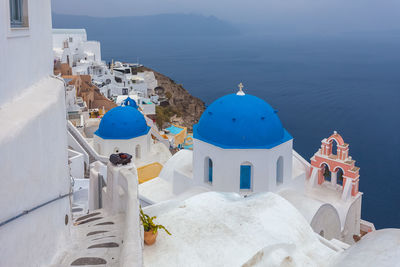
144,230 -> 158,245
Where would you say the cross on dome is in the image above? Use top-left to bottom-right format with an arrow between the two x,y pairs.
237,82 -> 245,96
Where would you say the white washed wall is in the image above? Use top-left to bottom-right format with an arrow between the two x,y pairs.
192,139 -> 294,194
94,133 -> 150,160
0,77 -> 71,267
0,0 -> 53,107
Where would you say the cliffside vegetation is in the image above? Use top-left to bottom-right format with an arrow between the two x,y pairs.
138,66 -> 206,131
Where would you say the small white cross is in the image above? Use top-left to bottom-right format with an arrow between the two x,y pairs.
237,82 -> 245,96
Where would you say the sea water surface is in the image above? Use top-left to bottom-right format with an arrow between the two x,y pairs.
96,32 -> 400,229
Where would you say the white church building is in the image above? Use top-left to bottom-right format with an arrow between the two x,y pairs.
192,89 -> 295,194
93,103 -> 151,159
92,97 -> 171,167
139,86 -> 366,245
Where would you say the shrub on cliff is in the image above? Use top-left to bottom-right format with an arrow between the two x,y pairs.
155,106 -> 181,129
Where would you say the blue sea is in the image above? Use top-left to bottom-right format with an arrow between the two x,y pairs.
96,32 -> 400,229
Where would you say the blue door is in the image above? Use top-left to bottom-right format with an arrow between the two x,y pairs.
240,165 -> 251,190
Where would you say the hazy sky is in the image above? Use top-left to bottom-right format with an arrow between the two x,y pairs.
52,0 -> 400,33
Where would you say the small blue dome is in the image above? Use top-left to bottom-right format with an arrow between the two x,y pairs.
122,96 -> 138,109
95,106 -> 150,139
193,93 -> 292,149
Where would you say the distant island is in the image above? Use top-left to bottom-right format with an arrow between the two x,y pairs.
52,13 -> 240,37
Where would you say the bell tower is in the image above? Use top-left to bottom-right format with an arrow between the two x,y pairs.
310,131 -> 360,200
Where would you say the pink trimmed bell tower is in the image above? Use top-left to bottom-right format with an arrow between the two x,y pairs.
310,131 -> 360,199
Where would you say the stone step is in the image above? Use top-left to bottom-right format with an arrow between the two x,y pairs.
51,209 -> 126,267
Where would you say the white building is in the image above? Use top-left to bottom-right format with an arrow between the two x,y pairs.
192,92 -> 296,194
92,100 -> 170,167
139,87 -> 363,245
53,28 -> 103,75
1,4 -> 143,266
0,1 -> 70,266
93,105 -> 152,159
65,84 -> 82,112
112,62 -> 149,97
137,71 -> 158,94
115,95 -> 156,116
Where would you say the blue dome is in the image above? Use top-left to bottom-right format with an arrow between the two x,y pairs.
193,93 -> 292,149
95,106 -> 150,139
122,96 -> 138,109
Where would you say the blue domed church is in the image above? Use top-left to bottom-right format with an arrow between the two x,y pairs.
192,87 -> 295,194
139,85 -> 365,244
93,104 -> 151,159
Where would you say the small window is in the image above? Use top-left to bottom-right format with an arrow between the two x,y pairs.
135,145 -> 141,159
9,0 -> 28,28
122,88 -> 128,95
69,37 -> 73,42
204,157 -> 213,184
276,156 -> 284,185
240,164 -> 252,190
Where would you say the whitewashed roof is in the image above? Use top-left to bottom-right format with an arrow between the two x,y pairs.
332,229 -> 400,267
142,191 -> 336,267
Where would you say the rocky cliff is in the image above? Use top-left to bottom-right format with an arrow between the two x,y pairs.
137,66 -> 206,131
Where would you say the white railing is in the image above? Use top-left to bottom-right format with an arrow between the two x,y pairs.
143,115 -> 170,148
68,149 -> 85,179
67,131 -> 89,170
67,120 -> 108,164
293,149 -> 311,178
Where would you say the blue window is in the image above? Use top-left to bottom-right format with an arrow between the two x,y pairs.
9,0 -> 25,28
208,158 -> 213,183
240,165 -> 251,190
205,157 -> 213,184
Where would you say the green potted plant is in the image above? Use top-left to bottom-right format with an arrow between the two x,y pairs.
140,207 -> 171,245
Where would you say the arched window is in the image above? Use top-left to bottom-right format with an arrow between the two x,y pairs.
331,139 -> 338,155
322,163 -> 331,182
135,145 -> 141,159
240,163 -> 252,190
204,157 -> 213,184
336,168 -> 344,186
276,156 -> 283,185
